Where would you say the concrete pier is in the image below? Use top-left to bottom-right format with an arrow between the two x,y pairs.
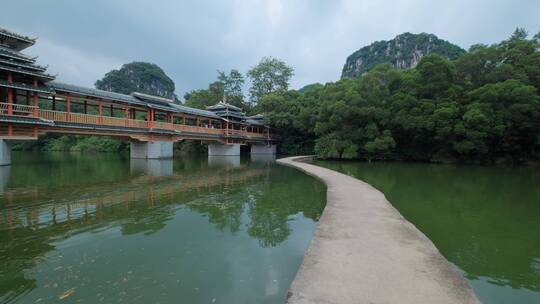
130,141 -> 173,159
278,156 -> 480,304
0,139 -> 11,166
250,144 -> 276,155
207,143 -> 240,156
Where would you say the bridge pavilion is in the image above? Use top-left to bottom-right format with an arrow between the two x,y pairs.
0,27 -> 276,165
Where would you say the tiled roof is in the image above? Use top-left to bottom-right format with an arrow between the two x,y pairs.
0,27 -> 36,51
206,102 -> 243,112
0,46 -> 36,63
0,79 -> 53,94
0,63 -> 55,81
47,82 -> 222,119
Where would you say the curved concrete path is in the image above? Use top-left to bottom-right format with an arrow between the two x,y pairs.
278,156 -> 480,304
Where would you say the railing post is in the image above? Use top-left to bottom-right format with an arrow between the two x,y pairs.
33,93 -> 38,117
66,94 -> 71,122
7,72 -> 13,115
99,103 -> 103,124
7,89 -> 12,115
33,79 -> 38,117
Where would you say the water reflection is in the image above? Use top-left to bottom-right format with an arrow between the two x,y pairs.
250,154 -> 276,164
0,165 -> 9,192
0,152 -> 325,304
130,158 -> 174,176
317,160 -> 540,304
207,155 -> 241,167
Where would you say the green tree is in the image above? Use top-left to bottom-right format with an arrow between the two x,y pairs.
509,27 -> 528,41
217,69 -> 246,108
184,69 -> 247,109
184,81 -> 225,109
247,57 -> 294,104
257,30 -> 540,163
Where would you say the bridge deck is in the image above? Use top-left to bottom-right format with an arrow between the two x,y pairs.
0,102 -> 271,143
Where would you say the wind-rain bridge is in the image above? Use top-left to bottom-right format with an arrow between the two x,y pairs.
0,27 -> 276,165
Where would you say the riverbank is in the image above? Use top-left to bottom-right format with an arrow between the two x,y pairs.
278,156 -> 480,304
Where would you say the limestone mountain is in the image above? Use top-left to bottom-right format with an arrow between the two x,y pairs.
95,62 -> 176,99
341,32 -> 465,78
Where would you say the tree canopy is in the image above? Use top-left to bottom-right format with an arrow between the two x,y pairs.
184,69 -> 247,109
260,29 -> 540,164
247,57 -> 294,104
95,62 -> 176,99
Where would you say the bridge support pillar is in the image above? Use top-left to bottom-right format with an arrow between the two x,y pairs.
208,143 -> 240,156
250,144 -> 276,155
130,141 -> 173,159
0,140 -> 11,166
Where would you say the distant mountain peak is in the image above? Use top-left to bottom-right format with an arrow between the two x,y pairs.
341,32 -> 465,78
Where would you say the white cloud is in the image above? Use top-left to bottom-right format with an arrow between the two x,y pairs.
4,0 -> 540,94
29,38 -> 123,87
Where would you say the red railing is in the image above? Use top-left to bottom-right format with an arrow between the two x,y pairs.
0,103 -> 271,139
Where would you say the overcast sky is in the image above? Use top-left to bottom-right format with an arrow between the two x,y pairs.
4,0 -> 540,98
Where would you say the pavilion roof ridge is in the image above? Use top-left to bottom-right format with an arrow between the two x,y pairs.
0,45 -> 36,62
206,101 -> 243,112
0,27 -> 37,43
131,91 -> 174,104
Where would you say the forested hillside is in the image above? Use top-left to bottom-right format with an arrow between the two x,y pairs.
96,62 -> 176,99
259,29 -> 540,164
342,32 -> 465,78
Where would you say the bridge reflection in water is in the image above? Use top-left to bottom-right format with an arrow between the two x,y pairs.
130,158 -> 174,177
0,165 -> 9,192
0,152 -> 325,304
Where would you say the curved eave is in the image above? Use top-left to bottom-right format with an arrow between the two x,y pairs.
0,47 -> 36,63
0,57 -> 46,72
206,102 -> 243,112
0,63 -> 55,81
0,80 -> 53,94
0,31 -> 36,51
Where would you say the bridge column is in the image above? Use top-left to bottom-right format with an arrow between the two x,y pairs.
130,141 -> 173,159
0,139 -> 11,166
208,143 -> 240,156
250,144 -> 276,155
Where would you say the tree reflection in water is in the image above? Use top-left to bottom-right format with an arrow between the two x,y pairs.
0,153 -> 325,303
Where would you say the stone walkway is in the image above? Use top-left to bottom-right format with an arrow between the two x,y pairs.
278,156 -> 480,304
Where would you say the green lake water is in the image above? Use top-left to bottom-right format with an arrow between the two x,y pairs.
316,160 -> 540,304
0,152 -> 326,304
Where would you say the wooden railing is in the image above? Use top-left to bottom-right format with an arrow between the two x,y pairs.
153,121 -> 173,130
38,109 -> 68,121
0,102 -> 37,116
70,112 -> 100,125
1,103 -> 270,140
128,119 -> 148,129
101,116 -> 126,127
